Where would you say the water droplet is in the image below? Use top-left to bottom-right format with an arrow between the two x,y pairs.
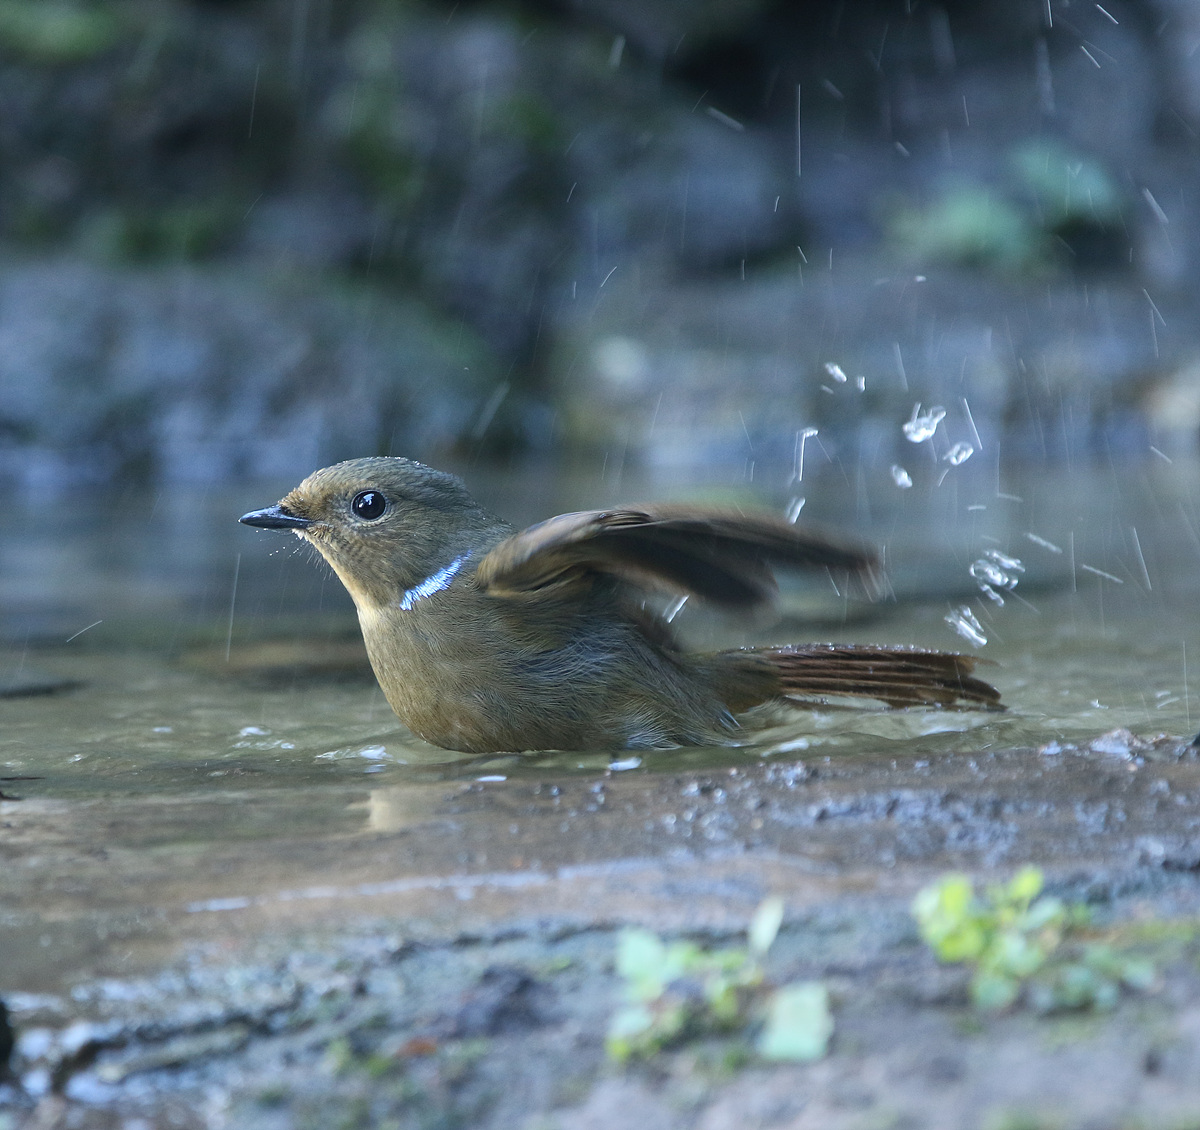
970,559 -> 1010,587
664,595 -> 689,622
985,549 -> 1025,573
902,403 -> 947,443
823,362 -> 848,383
945,441 -> 974,465
890,465 -> 913,489
1024,532 -> 1063,554
970,550 -> 1024,593
945,605 -> 987,646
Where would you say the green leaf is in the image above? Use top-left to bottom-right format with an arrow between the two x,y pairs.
937,920 -> 987,963
913,868 -> 1155,1017
616,929 -> 668,999
749,897 -> 785,956
925,874 -> 974,921
1116,958 -> 1156,992
1006,866 -> 1044,906
1053,962 -> 1101,1009
988,931 -> 1046,980
606,1003 -> 655,1061
970,971 -> 1020,1011
1021,896 -> 1065,932
0,1 -> 123,63
913,874 -> 979,956
706,979 -> 741,1025
756,982 -> 833,1062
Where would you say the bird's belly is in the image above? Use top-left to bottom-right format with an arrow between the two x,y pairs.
357,612 -> 593,751
357,608 -> 725,753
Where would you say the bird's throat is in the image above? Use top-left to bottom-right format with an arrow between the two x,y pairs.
397,551 -> 472,611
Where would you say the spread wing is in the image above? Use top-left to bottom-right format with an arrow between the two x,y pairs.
474,506 -> 882,609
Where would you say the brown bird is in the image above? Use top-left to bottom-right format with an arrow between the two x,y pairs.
240,457 -> 1000,753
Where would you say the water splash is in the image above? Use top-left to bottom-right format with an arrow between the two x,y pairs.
986,549 -> 1025,573
903,403 -> 946,443
792,427 -> 819,483
970,560 -> 1010,588
970,549 -> 1025,596
945,605 -> 987,646
1025,532 -> 1063,554
944,441 -> 974,466
664,595 -> 689,622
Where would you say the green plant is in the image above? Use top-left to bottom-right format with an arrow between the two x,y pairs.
0,1 -> 123,64
885,140 -> 1124,273
913,867 -> 1154,1012
887,185 -> 1036,271
1012,140 -> 1121,229
607,897 -> 832,1063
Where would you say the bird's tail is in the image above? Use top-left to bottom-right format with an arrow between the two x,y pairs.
713,643 -> 1002,711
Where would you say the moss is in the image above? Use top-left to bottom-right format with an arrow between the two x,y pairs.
1012,140 -> 1121,228
9,199 -> 68,245
0,1 -> 124,64
884,140 -> 1126,275
79,200 -> 243,262
1110,916 -> 1200,949
341,111 -> 425,213
983,1114 -> 1063,1130
256,1085 -> 290,1107
492,93 -> 562,154
886,185 -> 1039,273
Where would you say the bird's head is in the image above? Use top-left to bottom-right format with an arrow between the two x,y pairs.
240,457 -> 498,608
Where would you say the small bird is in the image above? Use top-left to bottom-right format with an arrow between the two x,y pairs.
240,457 -> 1000,753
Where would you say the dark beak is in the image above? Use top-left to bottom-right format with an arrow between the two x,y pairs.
239,504 -> 314,530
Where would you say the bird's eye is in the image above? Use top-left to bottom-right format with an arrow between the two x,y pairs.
350,490 -> 387,521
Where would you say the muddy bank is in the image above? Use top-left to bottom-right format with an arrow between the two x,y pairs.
5,717 -> 1200,1128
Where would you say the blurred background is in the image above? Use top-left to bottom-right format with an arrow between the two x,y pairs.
3,0 -> 1200,653
0,0 -> 1197,487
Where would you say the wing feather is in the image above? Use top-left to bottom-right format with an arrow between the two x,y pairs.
475,506 -> 881,608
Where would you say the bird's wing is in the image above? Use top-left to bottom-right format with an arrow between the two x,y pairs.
474,506 -> 882,608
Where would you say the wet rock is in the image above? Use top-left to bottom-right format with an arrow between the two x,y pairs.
323,6 -> 795,363
0,259 -> 497,490
0,666 -> 79,697
554,1077 -> 676,1130
549,265 -> 1184,470
0,999 -> 13,1072
561,0 -> 761,64
448,966 -> 551,1038
0,1 -> 1194,486
90,1022 -> 251,1085
1085,729 -> 1193,763
1089,728 -> 1140,759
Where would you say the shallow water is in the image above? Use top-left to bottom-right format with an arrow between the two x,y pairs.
3,456 -> 1200,999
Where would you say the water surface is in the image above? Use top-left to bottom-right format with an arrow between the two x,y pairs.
3,456 -> 1199,997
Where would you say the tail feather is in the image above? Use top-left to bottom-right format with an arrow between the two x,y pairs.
721,643 -> 1002,711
